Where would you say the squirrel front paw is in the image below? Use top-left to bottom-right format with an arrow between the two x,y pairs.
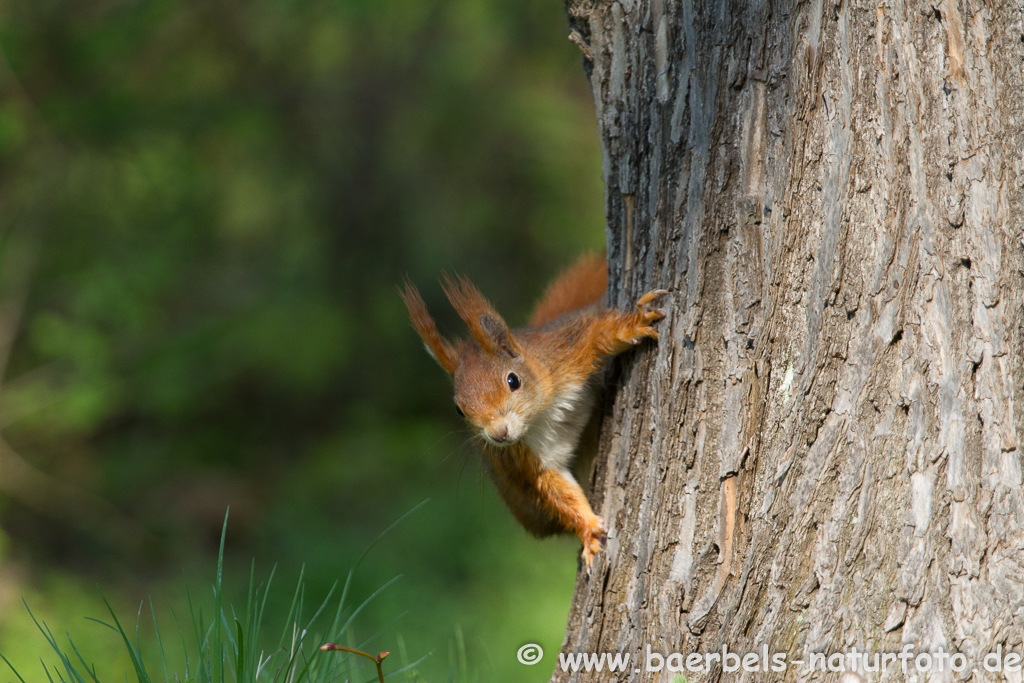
579,516 -> 607,570
625,289 -> 668,344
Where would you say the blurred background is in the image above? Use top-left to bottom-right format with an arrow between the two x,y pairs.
0,0 -> 604,680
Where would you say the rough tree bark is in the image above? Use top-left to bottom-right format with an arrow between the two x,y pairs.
555,0 -> 1024,680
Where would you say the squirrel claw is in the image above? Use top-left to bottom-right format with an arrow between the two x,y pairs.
636,289 -> 669,310
580,517 -> 607,572
628,326 -> 659,345
633,326 -> 659,343
623,290 -> 667,347
635,290 -> 669,326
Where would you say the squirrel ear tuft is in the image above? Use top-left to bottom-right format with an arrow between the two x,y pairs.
480,314 -> 520,358
400,280 -> 459,375
440,273 -> 516,357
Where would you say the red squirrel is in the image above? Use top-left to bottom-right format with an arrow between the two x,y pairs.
401,252 -> 667,567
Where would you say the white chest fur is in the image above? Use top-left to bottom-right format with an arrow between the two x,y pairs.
523,379 -> 598,471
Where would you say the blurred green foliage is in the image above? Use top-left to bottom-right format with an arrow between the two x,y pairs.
0,0 -> 604,680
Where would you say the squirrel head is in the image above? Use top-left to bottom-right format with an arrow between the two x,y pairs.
401,274 -> 546,446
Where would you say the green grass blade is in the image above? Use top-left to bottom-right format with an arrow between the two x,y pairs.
252,564 -> 276,671
455,624 -> 467,680
337,575 -> 401,640
285,584 -> 340,683
387,652 -> 432,680
300,581 -> 336,637
242,561 -> 256,676
234,619 -> 245,680
98,592 -> 151,683
149,597 -> 170,683
133,602 -> 147,675
213,509 -> 228,683
338,500 -> 428,620
23,603 -> 88,683
184,579 -> 211,681
169,606 -> 193,680
0,653 -> 29,683
219,611 -> 239,663
82,617 -> 119,634
64,636 -> 101,683
275,565 -> 305,652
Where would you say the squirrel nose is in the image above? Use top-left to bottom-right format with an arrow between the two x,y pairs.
489,426 -> 509,443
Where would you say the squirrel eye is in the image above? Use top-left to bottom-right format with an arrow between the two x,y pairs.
455,405 -> 465,418
506,372 -> 521,392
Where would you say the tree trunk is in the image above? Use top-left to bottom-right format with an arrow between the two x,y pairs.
556,0 -> 1024,680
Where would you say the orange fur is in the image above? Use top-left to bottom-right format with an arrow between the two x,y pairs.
400,281 -> 458,375
517,288 -> 668,383
483,443 -> 606,564
529,251 -> 608,327
579,288 -> 667,359
441,273 -> 520,358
